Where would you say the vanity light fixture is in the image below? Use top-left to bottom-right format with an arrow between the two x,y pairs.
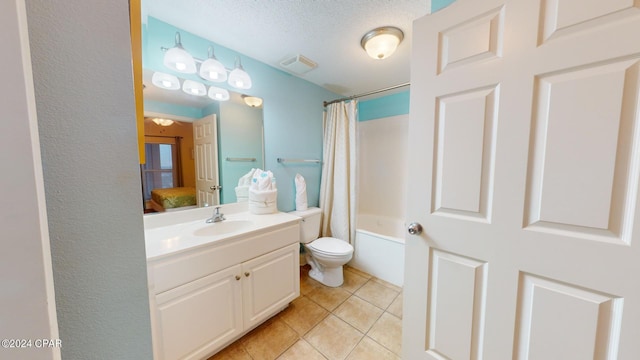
151,71 -> 231,102
199,46 -> 228,82
360,26 -> 404,60
151,118 -> 175,126
151,72 -> 180,90
163,32 -> 197,73
242,95 -> 263,107
228,57 -> 252,90
208,86 -> 230,101
182,79 -> 207,96
162,32 -> 253,89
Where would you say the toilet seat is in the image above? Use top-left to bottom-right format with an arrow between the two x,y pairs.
307,237 -> 353,256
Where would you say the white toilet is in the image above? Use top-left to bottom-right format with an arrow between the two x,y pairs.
289,207 -> 354,287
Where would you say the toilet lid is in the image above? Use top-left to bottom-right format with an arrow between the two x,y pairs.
308,237 -> 353,255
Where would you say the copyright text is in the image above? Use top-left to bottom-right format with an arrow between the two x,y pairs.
1,339 -> 61,349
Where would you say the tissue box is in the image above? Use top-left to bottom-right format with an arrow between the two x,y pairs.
248,189 -> 278,214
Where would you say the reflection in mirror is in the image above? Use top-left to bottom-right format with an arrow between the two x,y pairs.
142,69 -> 264,213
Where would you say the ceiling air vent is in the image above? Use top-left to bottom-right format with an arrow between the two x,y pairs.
280,54 -> 318,75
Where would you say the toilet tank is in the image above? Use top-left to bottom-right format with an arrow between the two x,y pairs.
289,207 -> 322,244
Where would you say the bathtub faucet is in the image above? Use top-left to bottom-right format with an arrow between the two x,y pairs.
206,206 -> 225,223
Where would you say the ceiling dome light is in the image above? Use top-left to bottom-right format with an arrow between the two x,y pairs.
228,57 -> 252,90
151,72 -> 180,90
151,118 -> 174,126
207,86 -> 230,101
163,32 -> 197,73
182,80 -> 206,96
242,95 -> 263,108
199,46 -> 227,82
361,26 -> 404,60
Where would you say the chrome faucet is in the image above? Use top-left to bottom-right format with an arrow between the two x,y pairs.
206,206 -> 225,223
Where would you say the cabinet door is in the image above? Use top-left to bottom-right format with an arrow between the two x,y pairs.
242,243 -> 300,329
155,264 -> 242,360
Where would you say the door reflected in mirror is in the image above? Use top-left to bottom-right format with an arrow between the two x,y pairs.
142,69 -> 264,213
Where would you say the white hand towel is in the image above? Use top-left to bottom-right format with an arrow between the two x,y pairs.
295,173 -> 308,211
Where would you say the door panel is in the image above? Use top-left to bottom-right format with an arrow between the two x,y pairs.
514,273 -> 623,360
427,250 -> 487,360
194,114 -> 220,207
405,0 -> 640,359
433,85 -> 499,222
526,58 -> 640,244
438,6 -> 505,74
539,0 -> 640,44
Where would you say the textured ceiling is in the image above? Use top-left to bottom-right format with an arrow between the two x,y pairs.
142,0 -> 429,97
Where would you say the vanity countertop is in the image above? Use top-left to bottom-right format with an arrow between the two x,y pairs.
144,204 -> 300,261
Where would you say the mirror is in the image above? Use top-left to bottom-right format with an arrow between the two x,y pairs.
142,69 -> 264,212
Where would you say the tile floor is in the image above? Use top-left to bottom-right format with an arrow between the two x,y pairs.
208,265 -> 403,360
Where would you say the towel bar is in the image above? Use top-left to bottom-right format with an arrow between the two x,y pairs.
226,157 -> 257,162
277,158 -> 321,164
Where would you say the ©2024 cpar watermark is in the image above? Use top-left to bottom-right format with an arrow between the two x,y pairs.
2,338 -> 62,349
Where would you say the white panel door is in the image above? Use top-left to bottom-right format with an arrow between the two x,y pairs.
194,114 -> 220,207
404,0 -> 640,359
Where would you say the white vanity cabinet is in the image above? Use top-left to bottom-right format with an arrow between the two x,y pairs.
147,221 -> 300,360
241,243 -> 299,330
154,264 -> 243,360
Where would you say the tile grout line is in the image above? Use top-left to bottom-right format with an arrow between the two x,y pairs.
211,266 -> 402,360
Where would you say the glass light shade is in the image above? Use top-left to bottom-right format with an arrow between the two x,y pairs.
207,86 -> 230,101
151,72 -> 180,90
163,47 -> 197,74
361,27 -> 404,60
228,67 -> 252,90
199,58 -> 227,82
182,80 -> 206,96
242,95 -> 263,107
151,118 -> 174,126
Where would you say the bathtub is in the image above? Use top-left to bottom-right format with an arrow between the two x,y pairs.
349,214 -> 405,287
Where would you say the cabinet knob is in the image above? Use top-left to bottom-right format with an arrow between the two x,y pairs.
235,275 -> 241,281
244,272 -> 250,277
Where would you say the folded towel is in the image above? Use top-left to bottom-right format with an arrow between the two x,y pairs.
249,188 -> 277,203
248,188 -> 278,214
251,168 -> 276,191
235,186 -> 249,202
294,173 -> 308,211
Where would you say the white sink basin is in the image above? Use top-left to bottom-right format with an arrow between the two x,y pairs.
193,220 -> 254,237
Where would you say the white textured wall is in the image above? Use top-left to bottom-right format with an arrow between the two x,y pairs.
25,0 -> 153,358
357,115 -> 409,219
1,1 -> 59,359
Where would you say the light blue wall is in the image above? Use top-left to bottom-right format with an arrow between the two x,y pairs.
358,90 -> 410,121
218,103 -> 264,203
145,100 -> 204,119
432,0 -> 457,12
144,17 -> 337,211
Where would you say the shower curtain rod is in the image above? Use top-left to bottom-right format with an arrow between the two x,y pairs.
323,82 -> 410,107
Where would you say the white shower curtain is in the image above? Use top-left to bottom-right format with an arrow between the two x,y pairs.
319,100 -> 357,244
